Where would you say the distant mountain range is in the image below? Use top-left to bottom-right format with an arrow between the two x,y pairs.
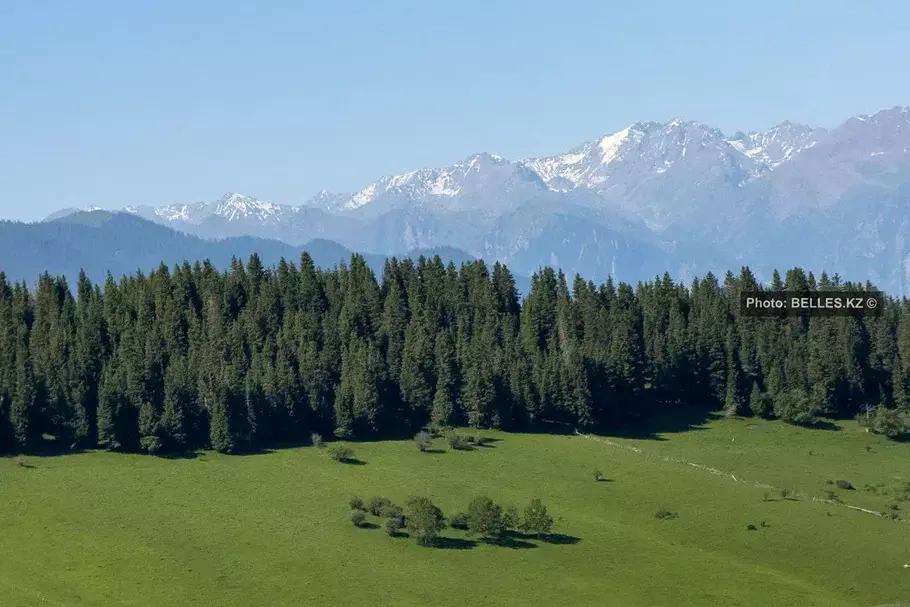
1,212 -> 481,291
40,105 -> 910,293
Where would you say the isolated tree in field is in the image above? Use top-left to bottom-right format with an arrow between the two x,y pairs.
350,510 -> 366,527
466,495 -> 505,541
520,498 -> 554,538
405,496 -> 445,545
327,443 -> 354,462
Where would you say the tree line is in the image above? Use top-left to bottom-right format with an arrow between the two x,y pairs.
0,253 -> 907,455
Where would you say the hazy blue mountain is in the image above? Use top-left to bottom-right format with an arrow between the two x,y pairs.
44,106 -> 910,293
3,212 -> 477,288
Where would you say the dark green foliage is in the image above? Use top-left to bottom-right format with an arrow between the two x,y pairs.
380,503 -> 404,519
746,523 -> 758,531
448,512 -> 469,530
593,470 -> 604,482
405,496 -> 445,545
368,497 -> 392,517
749,383 -> 773,418
466,495 -> 505,540
349,496 -> 365,511
2,254 -> 908,456
350,510 -> 366,527
654,509 -> 678,520
502,505 -> 520,529
864,407 -> 908,438
836,480 -> 855,490
520,498 -> 555,536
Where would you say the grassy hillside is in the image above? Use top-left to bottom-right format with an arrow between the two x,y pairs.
1,415 -> 908,606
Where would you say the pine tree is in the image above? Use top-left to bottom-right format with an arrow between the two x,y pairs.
431,330 -> 458,427
11,327 -> 39,451
400,312 -> 434,422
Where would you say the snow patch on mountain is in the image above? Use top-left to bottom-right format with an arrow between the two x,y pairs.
727,121 -> 826,170
598,126 -> 631,164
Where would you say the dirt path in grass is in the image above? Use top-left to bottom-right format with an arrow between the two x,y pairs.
574,430 -> 904,523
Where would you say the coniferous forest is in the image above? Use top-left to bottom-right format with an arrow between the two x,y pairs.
0,252 -> 907,455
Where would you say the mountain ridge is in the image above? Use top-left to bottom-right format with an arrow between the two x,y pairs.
40,105 -> 910,294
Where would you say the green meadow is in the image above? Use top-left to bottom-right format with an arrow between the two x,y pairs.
2,415 -> 909,607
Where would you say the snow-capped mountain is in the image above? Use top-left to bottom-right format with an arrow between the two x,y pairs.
727,121 -> 826,170
45,106 -> 910,294
126,192 -> 291,225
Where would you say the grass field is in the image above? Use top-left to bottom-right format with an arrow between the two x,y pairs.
2,414 -> 909,606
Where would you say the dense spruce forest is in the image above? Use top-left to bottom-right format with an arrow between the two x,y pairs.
0,253 -> 907,455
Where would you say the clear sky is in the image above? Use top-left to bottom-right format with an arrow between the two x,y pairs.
1,0 -> 908,221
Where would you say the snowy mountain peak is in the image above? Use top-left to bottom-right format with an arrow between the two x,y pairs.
598,126 -> 633,164
210,192 -> 281,222
727,121 -> 825,169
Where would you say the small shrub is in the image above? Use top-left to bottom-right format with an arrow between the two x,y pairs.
762,491 -> 772,502
368,497 -> 392,517
863,483 -> 878,493
654,509 -> 678,520
594,470 -> 604,482
746,523 -> 758,531
327,443 -> 355,462
15,456 -> 27,467
824,490 -> 839,502
414,431 -> 432,452
835,480 -> 855,491
311,432 -> 325,448
350,510 -> 366,527
760,519 -> 771,528
449,512 -> 469,530
445,431 -> 470,450
779,488 -> 792,500
825,479 -> 834,486
385,515 -> 405,536
473,435 -> 489,446
869,406 -> 908,438
350,496 -> 365,511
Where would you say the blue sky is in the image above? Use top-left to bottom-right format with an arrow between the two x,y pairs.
1,0 -> 908,221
